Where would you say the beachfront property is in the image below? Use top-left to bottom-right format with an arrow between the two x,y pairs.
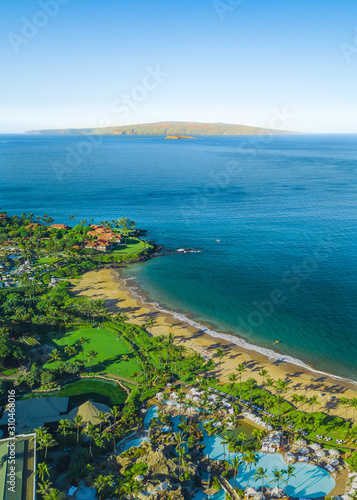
0,434 -> 36,500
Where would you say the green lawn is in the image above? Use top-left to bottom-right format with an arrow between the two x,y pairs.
111,238 -> 147,255
25,378 -> 127,408
46,327 -> 140,379
36,256 -> 59,265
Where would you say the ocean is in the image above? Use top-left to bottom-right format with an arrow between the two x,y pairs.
1,133 -> 356,381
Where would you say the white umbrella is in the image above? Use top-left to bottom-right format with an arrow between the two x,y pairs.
329,449 -> 340,457
134,474 -> 144,481
310,443 -> 321,450
157,482 -> 169,491
328,458 -> 339,466
166,400 -> 175,406
246,487 -> 258,498
299,447 -> 309,455
271,486 -> 284,498
295,438 -> 307,446
315,449 -> 327,458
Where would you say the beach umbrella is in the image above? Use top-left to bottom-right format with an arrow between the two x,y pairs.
295,438 -> 307,446
310,443 -> 321,450
245,487 -> 258,498
329,449 -> 340,457
315,449 -> 327,458
299,447 -> 309,455
285,452 -> 295,461
134,475 -> 144,481
166,400 -> 175,406
271,486 -> 284,498
157,482 -> 169,491
328,458 -> 339,466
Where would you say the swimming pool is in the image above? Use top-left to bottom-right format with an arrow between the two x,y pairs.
120,407 -> 335,498
203,430 -> 335,498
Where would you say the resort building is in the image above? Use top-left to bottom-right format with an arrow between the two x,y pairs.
0,397 -> 69,434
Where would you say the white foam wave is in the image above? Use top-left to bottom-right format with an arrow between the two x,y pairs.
117,272 -> 357,387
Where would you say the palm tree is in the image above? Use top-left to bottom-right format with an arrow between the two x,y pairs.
258,368 -> 268,386
291,393 -> 300,409
41,432 -> 56,461
309,395 -> 321,431
215,348 -> 224,376
272,468 -> 285,491
36,480 -> 53,498
43,488 -> 65,500
265,377 -> 275,393
242,451 -> 259,492
228,373 -> 238,397
111,405 -> 120,425
276,395 -> 284,421
36,462 -> 50,482
174,431 -> 187,451
254,467 -> 268,494
77,336 -> 89,363
231,456 -> 242,489
283,465 -> 296,495
236,363 -> 247,400
93,474 -> 114,500
175,446 -> 191,477
247,377 -> 257,404
96,411 -> 108,433
146,318 -> 157,332
58,419 -> 72,452
73,415 -> 82,443
85,424 -> 98,457
237,432 -> 247,453
252,428 -> 265,447
221,433 -> 230,461
49,348 -> 61,368
86,349 -> 98,369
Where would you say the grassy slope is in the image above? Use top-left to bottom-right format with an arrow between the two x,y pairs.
46,327 -> 140,378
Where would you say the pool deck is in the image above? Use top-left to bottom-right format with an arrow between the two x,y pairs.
328,467 -> 349,496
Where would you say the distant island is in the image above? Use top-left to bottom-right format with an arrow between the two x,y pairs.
26,120 -> 295,136
165,134 -> 195,140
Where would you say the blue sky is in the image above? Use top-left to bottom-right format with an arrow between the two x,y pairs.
1,0 -> 357,133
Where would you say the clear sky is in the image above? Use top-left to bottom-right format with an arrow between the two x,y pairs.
1,0 -> 357,133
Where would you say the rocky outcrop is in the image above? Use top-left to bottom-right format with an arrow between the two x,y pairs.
117,441 -> 199,499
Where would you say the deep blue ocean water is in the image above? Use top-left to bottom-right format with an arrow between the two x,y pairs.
1,134 -> 356,380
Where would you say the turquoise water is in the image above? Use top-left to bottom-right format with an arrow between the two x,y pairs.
1,134 -> 356,380
202,430 -> 335,498
119,407 -> 335,497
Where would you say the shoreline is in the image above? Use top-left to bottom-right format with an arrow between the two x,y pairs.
73,267 -> 357,419
120,272 -> 357,389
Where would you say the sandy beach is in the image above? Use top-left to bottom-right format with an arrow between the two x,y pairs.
73,267 -> 357,420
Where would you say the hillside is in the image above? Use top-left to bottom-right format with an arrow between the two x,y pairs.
26,121 -> 294,136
